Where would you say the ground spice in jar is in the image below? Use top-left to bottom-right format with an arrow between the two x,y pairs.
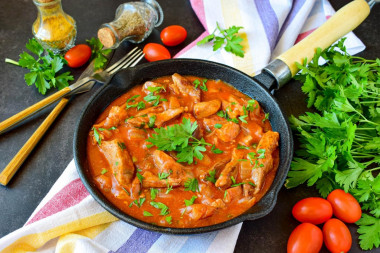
32,0 -> 76,53
98,11 -> 147,48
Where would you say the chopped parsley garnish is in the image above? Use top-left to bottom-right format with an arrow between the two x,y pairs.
205,169 -> 217,184
248,182 -> 256,187
101,169 -> 107,175
147,86 -> 165,93
147,118 -> 211,164
230,176 -> 236,184
136,172 -> 144,184
224,190 -> 228,199
238,115 -> 248,123
92,127 -> 101,146
150,201 -> 169,215
237,144 -> 249,150
99,126 -> 117,131
184,196 -> 197,206
158,172 -> 170,180
118,142 -> 126,150
143,211 -> 153,217
165,216 -> 172,224
129,197 -> 145,208
115,161 -> 119,166
211,145 -> 223,154
242,100 -> 258,115
144,87 -> 167,106
231,182 -> 245,187
200,79 -> 208,91
166,184 -> 173,194
150,188 -> 159,200
193,79 -> 200,88
184,178 -> 199,192
257,149 -> 266,159
263,113 -> 269,122
214,124 -> 222,129
122,187 -> 130,195
217,110 -> 239,123
148,115 -> 157,128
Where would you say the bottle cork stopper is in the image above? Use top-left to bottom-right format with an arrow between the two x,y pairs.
98,27 -> 116,48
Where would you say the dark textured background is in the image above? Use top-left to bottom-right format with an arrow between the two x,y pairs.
0,0 -> 379,252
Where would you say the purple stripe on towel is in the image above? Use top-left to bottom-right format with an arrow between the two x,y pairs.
254,0 -> 279,50
277,0 -> 306,41
113,228 -> 161,253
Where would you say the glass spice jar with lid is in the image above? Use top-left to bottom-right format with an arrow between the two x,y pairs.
32,0 -> 77,54
97,0 -> 163,49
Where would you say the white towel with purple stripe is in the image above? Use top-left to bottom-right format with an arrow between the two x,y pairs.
0,0 -> 365,252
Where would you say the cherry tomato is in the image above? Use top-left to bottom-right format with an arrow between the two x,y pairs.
64,44 -> 92,68
287,223 -> 323,253
327,189 -> 362,223
292,197 -> 333,224
323,218 -> 352,253
160,25 -> 187,46
143,43 -> 171,62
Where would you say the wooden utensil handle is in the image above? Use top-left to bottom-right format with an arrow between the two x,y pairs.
0,98 -> 69,186
0,87 -> 71,134
277,0 -> 370,76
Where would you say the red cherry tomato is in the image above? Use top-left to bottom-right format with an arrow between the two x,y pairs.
292,197 -> 333,224
327,189 -> 362,223
143,43 -> 171,62
64,44 -> 92,68
323,218 -> 352,253
160,25 -> 187,46
287,223 -> 323,253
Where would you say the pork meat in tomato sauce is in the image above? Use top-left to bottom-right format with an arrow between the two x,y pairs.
87,73 -> 279,228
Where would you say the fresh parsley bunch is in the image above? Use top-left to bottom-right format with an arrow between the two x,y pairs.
286,38 -> 380,250
6,38 -> 74,95
197,23 -> 245,57
147,118 -> 211,164
87,37 -> 112,71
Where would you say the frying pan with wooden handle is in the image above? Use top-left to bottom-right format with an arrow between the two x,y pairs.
74,0 -> 371,234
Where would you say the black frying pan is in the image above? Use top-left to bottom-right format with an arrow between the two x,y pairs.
73,0 -> 370,234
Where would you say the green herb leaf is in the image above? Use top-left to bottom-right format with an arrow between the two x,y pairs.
143,211 -> 153,217
118,142 -> 126,150
150,201 -> 169,215
237,144 -> 249,150
92,127 -> 101,146
158,172 -> 170,180
184,196 -> 197,206
148,115 -> 157,128
214,124 -> 222,129
184,178 -> 199,192
136,172 -> 144,184
150,188 -> 159,200
101,169 -> 107,175
165,216 -> 172,224
206,169 -> 217,184
211,145 -> 223,154
87,37 -> 112,71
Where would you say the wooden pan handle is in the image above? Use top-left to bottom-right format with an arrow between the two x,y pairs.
0,98 -> 69,186
0,87 -> 71,134
277,0 -> 370,77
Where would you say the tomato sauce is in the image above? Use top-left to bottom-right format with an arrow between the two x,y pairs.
87,74 -> 279,228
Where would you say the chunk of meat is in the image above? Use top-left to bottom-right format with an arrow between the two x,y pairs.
99,139 -> 135,185
169,96 -> 181,109
224,185 -> 243,203
240,122 -> 263,144
210,199 -> 226,208
99,105 -> 128,128
251,131 -> 279,193
216,122 -> 240,142
127,128 -> 146,141
215,149 -> 244,188
152,150 -> 184,179
155,107 -> 185,127
95,174 -> 112,190
126,116 -> 149,128
239,160 -> 252,181
243,183 -> 255,197
135,106 -> 164,116
185,204 -> 215,221
130,177 -> 141,198
170,73 -> 200,103
222,95 -> 244,119
141,171 -> 182,188
142,81 -> 167,94
193,99 -> 221,119
203,115 -> 228,132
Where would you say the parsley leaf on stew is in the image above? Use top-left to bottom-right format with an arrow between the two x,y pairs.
184,178 -> 199,192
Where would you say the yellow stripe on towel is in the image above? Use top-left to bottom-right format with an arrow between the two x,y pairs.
220,0 -> 254,76
2,212 -> 118,253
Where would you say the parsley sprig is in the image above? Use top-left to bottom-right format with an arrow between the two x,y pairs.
197,23 -> 245,57
285,38 -> 380,250
5,38 -> 74,95
87,37 -> 112,71
147,118 -> 211,164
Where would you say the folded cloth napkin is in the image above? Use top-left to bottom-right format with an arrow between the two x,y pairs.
0,0 -> 365,252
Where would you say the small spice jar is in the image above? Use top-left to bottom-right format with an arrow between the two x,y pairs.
98,0 -> 163,49
32,0 -> 77,53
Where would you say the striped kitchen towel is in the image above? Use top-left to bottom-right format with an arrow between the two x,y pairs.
0,0 -> 365,252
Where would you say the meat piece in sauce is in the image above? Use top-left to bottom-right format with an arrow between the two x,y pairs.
141,171 -> 182,188
142,81 -> 167,94
222,95 -> 245,119
215,122 -> 240,142
203,115 -> 228,132
96,105 -> 128,129
170,73 -> 200,104
185,204 -> 215,221
224,185 -> 243,203
99,139 -> 135,185
215,149 -> 244,188
193,99 -> 221,119
127,107 -> 185,128
152,150 -> 185,179
250,131 -> 279,193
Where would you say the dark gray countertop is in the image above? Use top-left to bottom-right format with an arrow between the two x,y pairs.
0,0 -> 379,252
